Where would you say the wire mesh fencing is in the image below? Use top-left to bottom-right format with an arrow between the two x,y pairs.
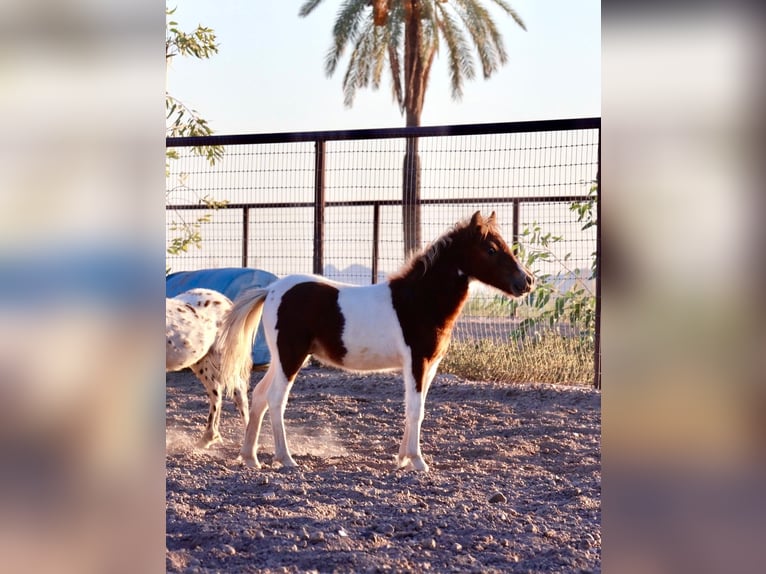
167,119 -> 600,387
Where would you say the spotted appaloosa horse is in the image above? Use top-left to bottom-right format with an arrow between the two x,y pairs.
218,212 -> 534,471
166,288 -> 250,448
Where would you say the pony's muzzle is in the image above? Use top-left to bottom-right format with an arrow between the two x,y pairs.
512,272 -> 535,296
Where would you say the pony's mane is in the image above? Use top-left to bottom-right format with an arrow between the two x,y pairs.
391,215 -> 498,280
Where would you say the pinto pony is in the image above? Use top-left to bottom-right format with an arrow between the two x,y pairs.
218,212 -> 533,471
166,288 -> 250,447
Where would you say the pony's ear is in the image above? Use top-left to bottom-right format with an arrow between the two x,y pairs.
470,211 -> 483,228
487,211 -> 497,225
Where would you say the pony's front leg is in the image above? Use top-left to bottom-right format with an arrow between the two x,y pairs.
397,360 -> 440,472
267,369 -> 298,469
239,367 -> 273,468
397,399 -> 428,472
397,382 -> 428,471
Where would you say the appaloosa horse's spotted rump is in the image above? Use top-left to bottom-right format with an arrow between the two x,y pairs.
218,212 -> 534,471
166,288 -> 250,447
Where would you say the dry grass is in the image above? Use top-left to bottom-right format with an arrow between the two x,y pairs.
441,333 -> 595,386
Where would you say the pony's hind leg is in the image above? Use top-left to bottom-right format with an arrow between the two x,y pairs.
267,365 -> 299,469
239,365 -> 274,468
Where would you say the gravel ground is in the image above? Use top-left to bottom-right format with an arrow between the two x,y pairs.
166,365 -> 601,573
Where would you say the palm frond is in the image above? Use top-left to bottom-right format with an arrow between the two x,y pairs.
342,18 -> 377,106
385,0 -> 405,109
419,0 -> 439,65
325,0 -> 370,76
488,0 -> 527,31
435,4 -> 475,100
477,1 -> 509,68
371,23 -> 390,89
298,0 -> 325,18
388,43 -> 404,110
451,0 -> 504,77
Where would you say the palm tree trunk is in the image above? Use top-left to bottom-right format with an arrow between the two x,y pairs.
402,1 -> 423,258
402,133 -> 421,258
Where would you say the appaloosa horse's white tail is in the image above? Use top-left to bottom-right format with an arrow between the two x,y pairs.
166,288 -> 250,448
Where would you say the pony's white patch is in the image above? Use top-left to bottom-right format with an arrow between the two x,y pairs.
336,282 -> 407,371
259,275 -> 408,372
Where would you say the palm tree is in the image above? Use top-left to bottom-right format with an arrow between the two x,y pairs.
299,0 -> 526,256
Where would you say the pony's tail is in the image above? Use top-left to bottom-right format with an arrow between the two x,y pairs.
216,287 -> 269,398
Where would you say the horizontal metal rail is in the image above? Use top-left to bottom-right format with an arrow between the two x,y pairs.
166,193 -> 593,276
166,117 -> 600,147
166,195 -> 591,211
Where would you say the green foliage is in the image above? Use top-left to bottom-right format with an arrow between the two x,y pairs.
569,182 -> 598,279
447,182 -> 599,383
509,184 -> 598,345
166,196 -> 229,256
463,294 -> 516,317
165,6 -> 224,165
166,9 -> 219,60
165,194 -> 229,275
165,5 -> 226,270
166,95 -> 224,164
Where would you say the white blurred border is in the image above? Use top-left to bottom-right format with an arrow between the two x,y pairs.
604,3 -> 766,572
0,2 -> 165,572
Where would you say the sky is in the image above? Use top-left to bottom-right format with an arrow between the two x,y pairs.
167,1 -> 600,135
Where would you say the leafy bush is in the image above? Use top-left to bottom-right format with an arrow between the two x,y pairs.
444,183 -> 598,385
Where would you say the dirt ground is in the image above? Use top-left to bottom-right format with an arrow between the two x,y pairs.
166,365 -> 601,573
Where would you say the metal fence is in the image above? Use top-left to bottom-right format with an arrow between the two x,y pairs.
167,118 -> 601,388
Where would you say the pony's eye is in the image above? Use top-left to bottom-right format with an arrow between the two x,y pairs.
487,246 -> 497,256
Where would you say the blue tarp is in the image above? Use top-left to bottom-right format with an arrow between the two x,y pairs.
166,268 -> 278,366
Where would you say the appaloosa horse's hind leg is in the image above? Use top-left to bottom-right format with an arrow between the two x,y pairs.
233,378 -> 250,427
190,359 -> 223,448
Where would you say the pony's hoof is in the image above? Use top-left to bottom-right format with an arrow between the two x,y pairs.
196,434 -> 223,449
276,458 -> 298,469
238,455 -> 261,469
397,454 -> 429,472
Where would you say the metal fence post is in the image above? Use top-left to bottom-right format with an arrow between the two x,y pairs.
371,203 -> 380,284
594,128 -> 602,390
313,139 -> 325,276
512,199 -> 520,248
241,206 -> 249,268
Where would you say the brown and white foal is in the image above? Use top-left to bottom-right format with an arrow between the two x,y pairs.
218,211 -> 533,471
